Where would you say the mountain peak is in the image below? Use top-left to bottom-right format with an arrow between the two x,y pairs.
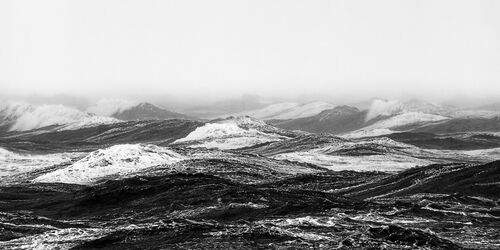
86,99 -> 195,121
113,102 -> 194,121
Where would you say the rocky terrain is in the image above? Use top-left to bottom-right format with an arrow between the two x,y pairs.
0,100 -> 499,249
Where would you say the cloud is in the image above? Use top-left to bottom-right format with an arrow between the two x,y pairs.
365,100 -> 404,121
86,99 -> 139,116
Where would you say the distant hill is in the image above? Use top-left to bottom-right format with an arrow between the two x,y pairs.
337,160 -> 500,200
271,106 -> 369,134
113,102 -> 195,121
86,100 -> 196,121
236,102 -> 335,120
0,101 -> 118,133
478,102 -> 500,111
270,99 -> 500,138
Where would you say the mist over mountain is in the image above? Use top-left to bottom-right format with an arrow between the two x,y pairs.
2,0 -> 500,248
2,95 -> 500,249
478,102 -> 500,112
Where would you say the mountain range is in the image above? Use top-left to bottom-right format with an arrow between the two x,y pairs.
0,100 -> 197,134
3,98 -> 500,151
1,98 -> 500,248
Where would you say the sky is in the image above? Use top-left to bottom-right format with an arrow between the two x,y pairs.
0,0 -> 499,106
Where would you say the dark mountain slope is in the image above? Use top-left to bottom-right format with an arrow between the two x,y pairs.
386,132 -> 500,150
478,102 -> 500,111
271,106 -> 370,134
238,133 -> 347,155
337,160 -> 500,200
0,119 -> 203,152
413,117 -> 500,134
113,102 -> 196,121
1,164 -> 491,249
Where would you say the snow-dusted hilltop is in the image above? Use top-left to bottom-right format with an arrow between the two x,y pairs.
174,116 -> 294,149
237,101 -> 335,120
33,144 -> 184,185
0,101 -> 119,132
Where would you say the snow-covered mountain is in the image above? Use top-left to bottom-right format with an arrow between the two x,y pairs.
87,99 -> 195,121
0,101 -> 119,132
174,116 -> 296,149
236,101 -> 335,120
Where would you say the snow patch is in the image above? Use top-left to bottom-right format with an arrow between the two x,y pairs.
0,227 -> 111,250
177,123 -> 257,142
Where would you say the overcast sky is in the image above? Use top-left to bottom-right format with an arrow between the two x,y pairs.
1,0 -> 499,104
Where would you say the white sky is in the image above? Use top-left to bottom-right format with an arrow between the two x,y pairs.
0,0 -> 499,103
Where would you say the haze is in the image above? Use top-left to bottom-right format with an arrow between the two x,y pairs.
1,0 -> 499,105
